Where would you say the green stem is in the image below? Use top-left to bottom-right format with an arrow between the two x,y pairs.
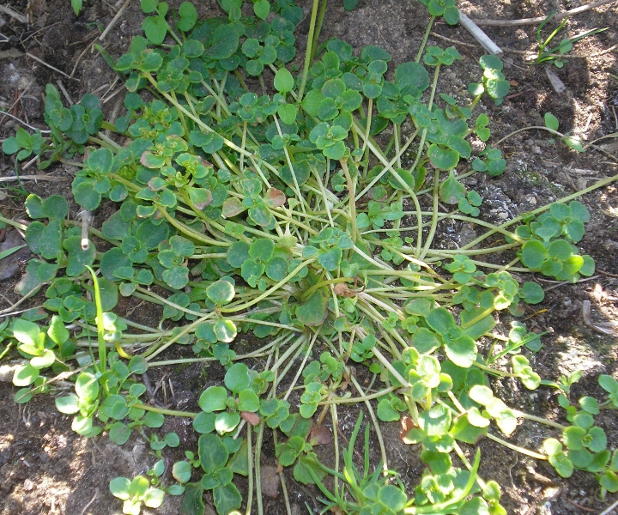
133,402 -> 198,418
517,411 -> 567,431
220,259 -> 315,313
416,15 -> 435,63
297,0 -> 321,101
85,265 -> 106,373
485,432 -> 547,460
420,169 -> 441,259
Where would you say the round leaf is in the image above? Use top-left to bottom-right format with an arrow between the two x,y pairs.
199,386 -> 228,412
274,68 -> 294,93
206,280 -> 235,305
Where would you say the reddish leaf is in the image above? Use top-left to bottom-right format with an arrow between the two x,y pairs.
399,415 -> 417,441
309,425 -> 332,445
265,188 -> 286,208
222,197 -> 246,218
241,411 -> 260,426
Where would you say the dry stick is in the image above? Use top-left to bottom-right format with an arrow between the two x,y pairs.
99,0 -> 132,41
430,32 -> 478,49
469,0 -> 618,27
0,79 -> 35,126
69,33 -> 101,79
457,10 -> 503,54
0,175 -> 67,183
25,52 -> 71,79
598,497 -> 618,515
0,111 -> 51,133
0,4 -> 29,24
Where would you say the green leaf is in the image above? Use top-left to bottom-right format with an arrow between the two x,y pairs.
86,148 -> 114,174
162,265 -> 189,289
199,386 -> 228,412
225,363 -> 251,394
520,281 -> 544,304
144,411 -> 164,428
444,335 -> 477,368
520,240 -> 548,269
180,483 -> 205,515
439,171 -> 466,204
428,144 -> 459,170
377,398 -> 402,422
73,181 -> 102,210
378,485 -> 407,511
143,15 -> 168,46
249,238 -> 275,262
110,476 -> 131,500
274,68 -> 294,94
63,236 -> 96,276
544,113 -> 559,131
206,25 -> 240,60
450,413 -> 488,444
13,319 -> 41,348
75,371 -> 99,402
563,134 -> 584,152
30,349 -> 55,369
42,195 -> 69,219
214,318 -> 237,343
198,433 -> 229,472
296,289 -> 329,327
237,390 -> 260,412
2,136 -> 20,155
426,307 -> 455,334
206,280 -> 235,305
277,104 -> 297,125
55,394 -> 80,414
109,422 -> 131,445
215,411 -> 241,434
177,2 -> 198,32
143,487 -> 164,508
193,412 -> 216,434
173,461 -> 193,484
213,483 -> 242,515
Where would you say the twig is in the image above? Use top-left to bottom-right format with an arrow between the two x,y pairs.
598,269 -> 618,278
78,488 -> 100,515
0,5 -> 29,24
566,498 -> 596,512
469,0 -> 618,27
430,32 -> 478,49
69,34 -> 101,79
0,111 -> 51,133
25,52 -> 71,79
0,175 -> 67,183
458,10 -> 503,55
99,0 -> 132,41
501,44 -> 618,59
56,80 -> 75,105
598,496 -> 618,515
0,80 -> 34,128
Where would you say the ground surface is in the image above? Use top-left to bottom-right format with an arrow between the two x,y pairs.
1,0 -> 618,514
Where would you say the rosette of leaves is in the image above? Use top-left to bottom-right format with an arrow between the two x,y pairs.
274,414 -> 328,485
468,55 -> 511,106
1,126 -> 44,163
110,475 -> 165,515
9,317 -> 70,402
518,202 -> 595,282
418,0 -> 460,25
471,146 -> 507,177
195,363 -> 261,435
42,84 -> 103,158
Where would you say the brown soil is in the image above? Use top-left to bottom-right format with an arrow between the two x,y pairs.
1,0 -> 618,514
